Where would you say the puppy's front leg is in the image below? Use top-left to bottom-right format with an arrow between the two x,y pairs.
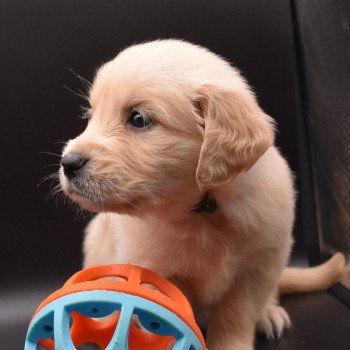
206,270 -> 277,350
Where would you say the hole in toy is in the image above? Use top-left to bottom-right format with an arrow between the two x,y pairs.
166,339 -> 176,350
37,339 -> 54,349
150,321 -> 161,330
70,310 -> 119,347
132,314 -> 150,333
92,310 -> 119,322
77,343 -> 101,350
140,283 -> 168,297
128,314 -> 175,349
91,307 -> 99,314
43,325 -> 53,333
98,275 -> 128,282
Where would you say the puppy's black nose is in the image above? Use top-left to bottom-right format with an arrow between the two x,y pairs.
61,152 -> 88,179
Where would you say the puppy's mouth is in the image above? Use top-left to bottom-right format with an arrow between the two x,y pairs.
64,181 -> 89,200
61,179 -> 99,210
59,169 -> 146,214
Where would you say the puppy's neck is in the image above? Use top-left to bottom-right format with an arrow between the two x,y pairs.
142,182 -> 236,225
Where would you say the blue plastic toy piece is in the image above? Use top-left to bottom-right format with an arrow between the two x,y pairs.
25,290 -> 203,350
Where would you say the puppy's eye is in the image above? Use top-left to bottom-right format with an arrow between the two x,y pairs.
129,111 -> 152,128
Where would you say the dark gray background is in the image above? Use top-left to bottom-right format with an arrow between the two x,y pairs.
1,0 -> 350,349
0,0 -> 301,284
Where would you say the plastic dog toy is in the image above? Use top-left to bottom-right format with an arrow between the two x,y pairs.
25,264 -> 207,350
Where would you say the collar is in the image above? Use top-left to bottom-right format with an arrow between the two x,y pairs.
192,193 -> 218,214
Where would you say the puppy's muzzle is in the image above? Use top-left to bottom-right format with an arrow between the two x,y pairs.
61,152 -> 88,179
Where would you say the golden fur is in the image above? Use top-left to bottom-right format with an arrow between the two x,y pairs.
60,40 -> 345,349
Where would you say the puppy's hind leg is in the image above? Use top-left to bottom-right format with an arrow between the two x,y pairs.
278,253 -> 346,294
256,253 -> 346,339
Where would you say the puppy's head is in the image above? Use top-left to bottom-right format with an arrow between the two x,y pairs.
60,40 -> 274,214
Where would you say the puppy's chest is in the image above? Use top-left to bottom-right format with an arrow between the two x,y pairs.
117,218 -> 239,304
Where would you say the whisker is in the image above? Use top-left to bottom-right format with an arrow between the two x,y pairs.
80,106 -> 92,119
121,187 -> 147,214
72,201 -> 93,221
46,183 -> 62,201
55,140 -> 67,146
44,163 -> 61,168
37,151 -> 62,157
37,172 -> 59,188
139,183 -> 158,205
68,68 -> 92,89
63,85 -> 89,102
98,193 -> 107,213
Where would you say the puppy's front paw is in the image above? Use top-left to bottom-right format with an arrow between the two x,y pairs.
256,304 -> 291,339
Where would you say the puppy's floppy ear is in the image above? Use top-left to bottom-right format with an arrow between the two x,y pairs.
195,84 -> 275,189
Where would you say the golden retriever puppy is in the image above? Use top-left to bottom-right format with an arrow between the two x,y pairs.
59,40 -> 345,349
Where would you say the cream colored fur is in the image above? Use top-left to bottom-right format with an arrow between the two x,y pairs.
60,40 -> 345,349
